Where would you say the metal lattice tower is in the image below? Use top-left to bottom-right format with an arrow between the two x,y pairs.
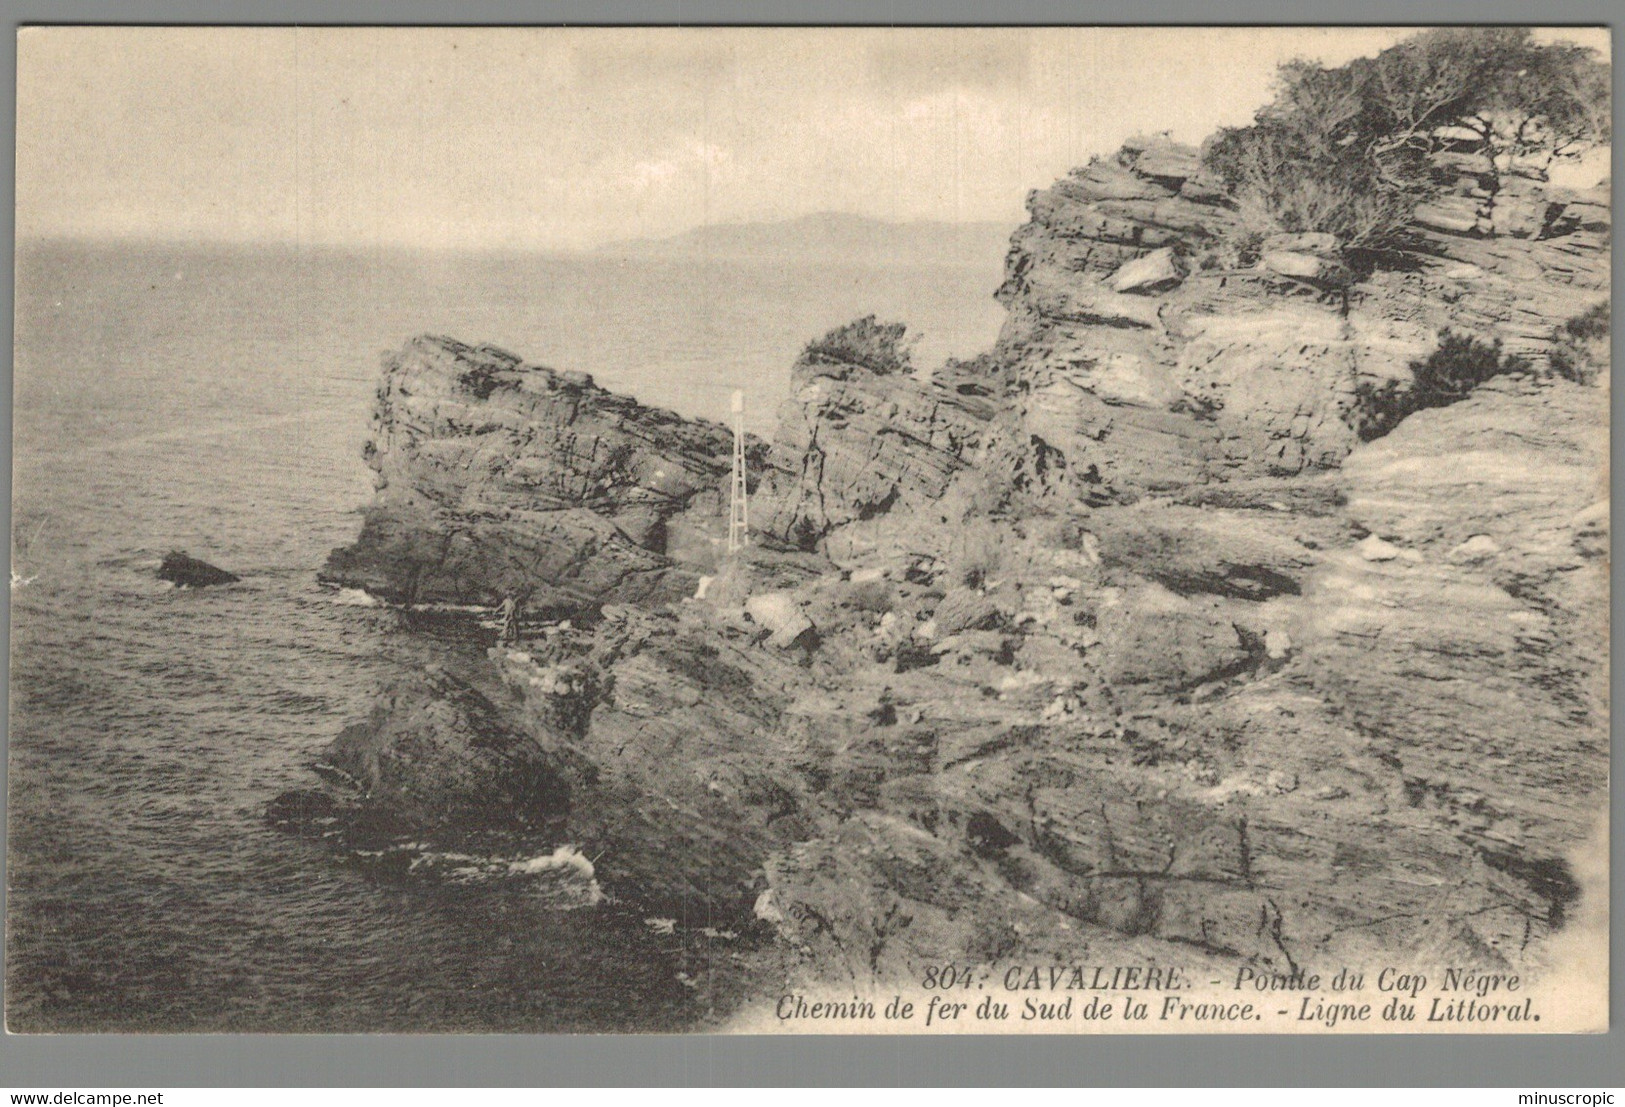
727,389 -> 749,554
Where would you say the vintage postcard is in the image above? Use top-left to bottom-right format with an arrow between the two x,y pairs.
7,25 -> 1610,1034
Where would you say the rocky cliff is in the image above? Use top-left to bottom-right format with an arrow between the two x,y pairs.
754,330 -> 1003,561
989,135 -> 1608,503
319,335 -> 782,608
291,136 -> 1609,1015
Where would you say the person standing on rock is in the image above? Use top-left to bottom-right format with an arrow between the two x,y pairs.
497,595 -> 520,644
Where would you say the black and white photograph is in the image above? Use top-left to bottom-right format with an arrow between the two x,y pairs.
6,24 -> 1612,1035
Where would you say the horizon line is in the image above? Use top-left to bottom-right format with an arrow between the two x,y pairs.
16,211 -> 1027,257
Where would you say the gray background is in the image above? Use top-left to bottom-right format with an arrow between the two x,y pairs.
0,0 -> 1618,1088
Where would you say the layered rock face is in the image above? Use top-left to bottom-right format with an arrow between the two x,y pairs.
755,343 -> 1000,560
301,138 -> 1608,1007
320,335 -> 780,608
1319,380 -> 1609,862
991,136 -> 1609,503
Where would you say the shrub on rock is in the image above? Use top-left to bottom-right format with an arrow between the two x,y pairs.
803,315 -> 914,375
1353,328 -> 1531,441
1549,301 -> 1610,386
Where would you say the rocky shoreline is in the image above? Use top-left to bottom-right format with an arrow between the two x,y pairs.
282,134 -> 1609,1011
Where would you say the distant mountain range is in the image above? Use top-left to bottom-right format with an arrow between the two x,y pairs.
595,212 -> 1016,267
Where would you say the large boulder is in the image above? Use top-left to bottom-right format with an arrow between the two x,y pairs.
1108,247 -> 1184,294
745,591 -> 815,648
1261,250 -> 1328,280
1092,582 -> 1260,692
1414,195 -> 1486,236
1122,134 -> 1202,183
1088,501 -> 1328,601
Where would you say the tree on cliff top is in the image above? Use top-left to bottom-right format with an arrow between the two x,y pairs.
804,316 -> 915,375
1204,28 -> 1610,249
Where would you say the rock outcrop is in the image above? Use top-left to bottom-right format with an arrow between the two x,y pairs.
319,335 -> 782,609
318,664 -> 574,831
297,132 -> 1608,1017
158,551 -> 239,587
989,136 -> 1608,504
754,339 -> 999,561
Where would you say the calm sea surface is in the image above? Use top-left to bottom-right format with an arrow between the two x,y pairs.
6,237 -> 1006,1031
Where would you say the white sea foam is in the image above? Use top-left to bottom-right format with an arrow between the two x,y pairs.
509,845 -> 604,907
509,844 -> 595,879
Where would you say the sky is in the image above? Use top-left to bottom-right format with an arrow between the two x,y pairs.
15,26 -> 1611,251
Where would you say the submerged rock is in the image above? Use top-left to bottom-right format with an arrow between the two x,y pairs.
158,550 -> 239,587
